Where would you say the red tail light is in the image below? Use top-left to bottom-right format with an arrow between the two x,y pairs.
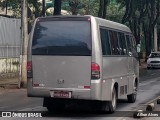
91,63 -> 100,80
27,61 -> 32,78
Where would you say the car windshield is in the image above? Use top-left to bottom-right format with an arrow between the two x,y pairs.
149,53 -> 160,58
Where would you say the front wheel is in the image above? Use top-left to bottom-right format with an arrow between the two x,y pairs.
127,82 -> 137,103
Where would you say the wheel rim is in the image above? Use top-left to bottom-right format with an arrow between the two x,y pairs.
134,83 -> 137,93
112,89 -> 116,108
133,83 -> 137,99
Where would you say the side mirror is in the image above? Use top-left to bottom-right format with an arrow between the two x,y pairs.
137,44 -> 140,53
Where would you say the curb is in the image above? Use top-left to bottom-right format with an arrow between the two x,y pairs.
0,84 -> 19,89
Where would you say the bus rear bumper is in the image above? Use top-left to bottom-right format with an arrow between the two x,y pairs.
27,79 -> 111,101
27,87 -> 92,100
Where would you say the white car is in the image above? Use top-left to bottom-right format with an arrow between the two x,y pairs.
147,52 -> 160,69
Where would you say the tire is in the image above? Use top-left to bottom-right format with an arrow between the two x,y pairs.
108,87 -> 117,113
127,82 -> 137,103
99,88 -> 117,113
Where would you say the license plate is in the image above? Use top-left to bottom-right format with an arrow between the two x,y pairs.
50,91 -> 71,98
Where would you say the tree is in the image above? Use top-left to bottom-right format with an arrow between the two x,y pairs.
107,1 -> 124,23
0,0 -> 42,18
68,0 -> 80,15
62,0 -> 99,16
42,0 -> 45,16
143,0 -> 160,58
98,0 -> 109,18
118,0 -> 160,60
53,0 -> 62,15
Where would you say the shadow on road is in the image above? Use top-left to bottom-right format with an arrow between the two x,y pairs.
41,99 -> 134,118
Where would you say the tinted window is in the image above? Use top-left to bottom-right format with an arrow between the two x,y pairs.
100,28 -> 111,55
109,31 -> 120,55
130,36 -> 137,57
126,35 -> 132,55
118,32 -> 127,55
126,35 -> 137,57
32,21 -> 91,56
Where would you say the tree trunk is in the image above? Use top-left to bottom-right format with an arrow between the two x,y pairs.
42,0 -> 45,17
102,0 -> 108,18
154,24 -> 158,52
122,0 -> 132,24
5,0 -> 8,15
53,0 -> 62,15
98,0 -> 108,18
98,0 -> 104,18
143,21 -> 149,61
32,1 -> 40,18
21,0 -> 28,88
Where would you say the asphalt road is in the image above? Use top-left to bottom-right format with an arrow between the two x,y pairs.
0,68 -> 160,120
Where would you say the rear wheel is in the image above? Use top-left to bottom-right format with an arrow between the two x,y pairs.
108,87 -> 117,113
127,82 -> 137,103
94,88 -> 117,113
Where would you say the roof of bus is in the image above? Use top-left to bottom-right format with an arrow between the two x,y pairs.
37,15 -> 131,33
37,15 -> 89,21
93,16 -> 131,33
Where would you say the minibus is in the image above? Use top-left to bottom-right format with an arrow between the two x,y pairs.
27,15 -> 139,113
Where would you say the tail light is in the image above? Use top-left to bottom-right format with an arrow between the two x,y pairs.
27,61 -> 33,78
91,63 -> 100,80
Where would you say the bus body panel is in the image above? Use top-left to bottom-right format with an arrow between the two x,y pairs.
32,56 -> 91,89
101,57 -> 129,100
90,16 -> 103,100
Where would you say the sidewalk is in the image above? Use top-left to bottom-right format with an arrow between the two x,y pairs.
139,59 -> 147,70
0,77 -> 19,89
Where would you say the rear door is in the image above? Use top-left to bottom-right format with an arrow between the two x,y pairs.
31,18 -> 92,89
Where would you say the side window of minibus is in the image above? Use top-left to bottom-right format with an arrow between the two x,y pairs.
100,28 -> 111,55
109,31 -> 120,55
126,35 -> 132,56
130,36 -> 138,57
118,32 -> 127,55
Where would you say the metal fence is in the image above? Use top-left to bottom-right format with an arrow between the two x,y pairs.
0,16 -> 21,80
0,58 -> 20,79
0,16 -> 21,58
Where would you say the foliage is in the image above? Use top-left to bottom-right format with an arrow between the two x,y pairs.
118,0 -> 160,58
107,1 -> 124,23
0,0 -> 42,18
62,0 -> 99,16
0,0 -> 160,57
